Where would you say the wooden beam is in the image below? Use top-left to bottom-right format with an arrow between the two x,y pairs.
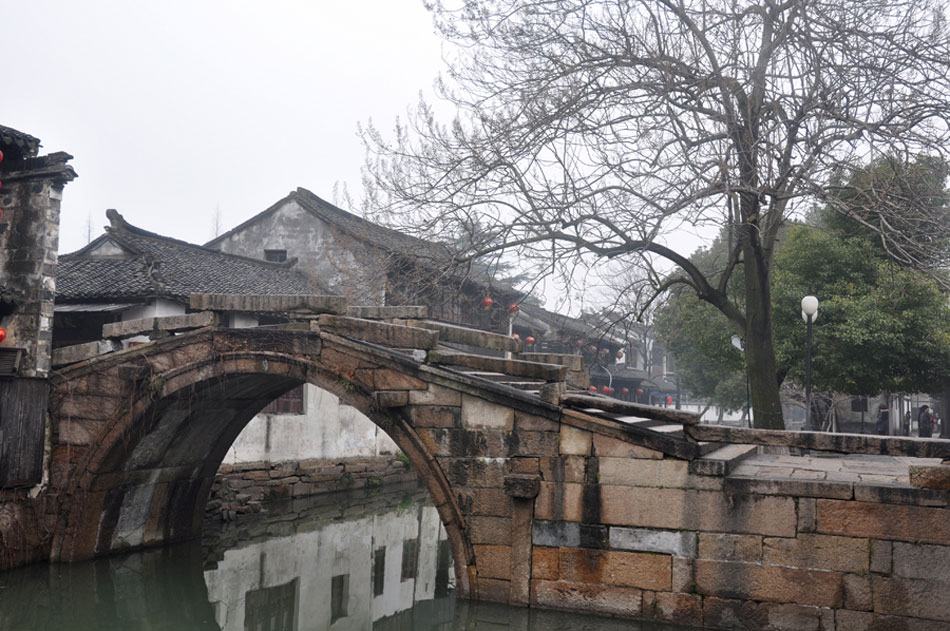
103,311 -> 220,339
317,315 -> 439,350
428,350 -> 566,382
561,393 -> 700,425
684,424 -> 950,459
189,293 -> 346,314
406,319 -> 521,353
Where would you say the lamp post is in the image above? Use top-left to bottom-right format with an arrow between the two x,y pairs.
801,295 -> 819,431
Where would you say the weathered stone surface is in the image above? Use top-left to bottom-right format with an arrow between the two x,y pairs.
531,579 -> 643,617
509,430 -> 560,458
504,474 -> 540,499
600,486 -> 797,537
476,577 -> 511,603
190,293 -> 345,313
444,457 -> 506,488
870,539 -> 891,574
817,499 -> 950,544
461,394 -> 514,430
520,353 -> 583,371
456,487 -> 510,517
724,476 -> 854,500
892,541 -> 950,580
346,305 -> 428,319
52,340 -> 122,366
852,483 -> 950,507
409,384 -> 462,406
653,592 -> 703,626
429,350 -> 567,381
843,574 -> 872,611
609,527 -> 697,558
872,576 -> 950,622
534,482 -> 584,522
375,390 -> 409,408
591,433 -> 663,459
468,516 -> 513,545
533,520 -> 581,548
558,548 -> 671,591
689,444 -> 759,476
685,424 -> 950,459
408,319 -> 522,353
762,533 -> 869,573
409,405 -> 459,428
561,393 -> 700,424
473,544 -> 511,580
598,457 -> 690,488
559,425 -> 591,456
835,609 -> 950,631
698,533 -> 763,562
103,311 -> 218,339
514,411 -> 559,432
798,497 -> 818,534
694,560 -> 843,607
909,464 -> 950,490
671,557 -> 694,593
317,315 -> 439,349
532,546 -> 559,579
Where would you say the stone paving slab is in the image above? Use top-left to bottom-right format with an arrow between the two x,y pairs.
731,451 -> 941,488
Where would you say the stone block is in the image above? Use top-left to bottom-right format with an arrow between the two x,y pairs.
189,293 -> 345,313
474,544 -> 511,580
559,548 -> 671,591
533,520 -> 580,548
598,457 -> 690,488
671,557 -> 694,593
704,598 -> 827,631
698,533 -> 763,562
892,541 -> 950,580
534,481 -> 584,522
559,425 -> 591,456
57,393 -> 123,420
724,477 -> 854,500
444,457 -> 506,488
409,405 -> 460,427
799,497 -> 818,533
817,499 -> 950,545
515,411 -> 560,432
835,609 -> 950,631
456,487 -> 510,517
591,433 -> 664,459
600,485 -> 797,537
476,577 -> 511,603
853,483 -> 950,507
694,559 -> 843,608
507,457 -> 539,474
56,418 -> 104,446
609,527 -> 697,558
375,390 -> 409,408
468,516 -> 513,545
908,464 -> 950,490
654,592 -> 703,626
504,474 -> 540,499
532,546 -> 560,580
763,534 -> 869,573
374,369 -> 427,391
560,455 -> 587,483
409,384 -> 461,406
530,579 -> 643,617
872,575 -> 950,622
869,539 -> 891,574
461,394 -> 514,430
843,574 -> 872,611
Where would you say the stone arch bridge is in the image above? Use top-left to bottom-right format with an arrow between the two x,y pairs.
9,302 -> 950,629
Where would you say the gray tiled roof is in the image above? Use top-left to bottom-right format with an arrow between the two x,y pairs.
58,212 -> 318,303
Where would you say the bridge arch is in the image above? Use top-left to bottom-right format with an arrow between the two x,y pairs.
48,331 -> 473,596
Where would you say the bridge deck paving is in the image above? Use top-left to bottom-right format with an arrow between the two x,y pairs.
730,451 -> 943,487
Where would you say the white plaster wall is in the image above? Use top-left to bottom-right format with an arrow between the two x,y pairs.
223,385 -> 398,464
120,298 -> 186,346
204,504 -> 451,631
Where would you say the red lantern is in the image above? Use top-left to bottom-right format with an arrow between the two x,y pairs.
480,297 -> 494,310
512,333 -> 520,340
621,387 -> 629,395
599,348 -> 608,355
636,388 -> 644,396
615,350 -> 624,360
0,328 -> 6,344
507,303 -> 520,314
525,336 -> 535,345
575,339 -> 584,348
587,345 -> 597,353
608,387 -> 615,394
667,395 -> 673,405
589,385 -> 597,392
0,148 -> 4,162
601,385 -> 610,394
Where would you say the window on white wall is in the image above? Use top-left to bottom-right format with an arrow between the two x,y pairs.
261,385 -> 305,415
264,249 -> 287,263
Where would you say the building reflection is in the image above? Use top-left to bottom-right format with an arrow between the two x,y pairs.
201,484 -> 455,631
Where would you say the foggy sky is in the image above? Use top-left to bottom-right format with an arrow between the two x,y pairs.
5,1 -> 444,254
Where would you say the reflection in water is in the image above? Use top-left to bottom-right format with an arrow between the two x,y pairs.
0,484 -> 695,630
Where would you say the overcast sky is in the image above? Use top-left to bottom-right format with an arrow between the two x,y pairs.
5,1 -> 444,254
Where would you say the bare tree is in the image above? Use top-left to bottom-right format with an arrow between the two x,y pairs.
362,0 -> 950,428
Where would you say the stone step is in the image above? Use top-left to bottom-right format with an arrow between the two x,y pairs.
689,443 -> 759,476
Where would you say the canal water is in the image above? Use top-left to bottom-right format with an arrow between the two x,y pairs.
0,484 -> 696,630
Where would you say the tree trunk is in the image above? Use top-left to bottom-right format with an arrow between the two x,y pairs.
742,226 -> 786,430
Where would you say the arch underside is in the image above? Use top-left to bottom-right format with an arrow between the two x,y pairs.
50,352 -> 472,596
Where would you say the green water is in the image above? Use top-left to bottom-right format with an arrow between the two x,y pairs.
0,485 -> 698,630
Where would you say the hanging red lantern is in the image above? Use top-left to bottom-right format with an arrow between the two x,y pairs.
621,387 -> 629,395
636,388 -> 644,396
507,303 -> 520,315
0,328 -> 6,344
667,395 -> 673,405
608,387 -> 615,394
601,385 -> 610,394
480,297 -> 494,310
586,345 -> 597,353
0,148 -> 4,162
512,333 -> 520,340
575,339 -> 585,348
589,385 -> 597,392
615,350 -> 624,360
525,336 -> 535,345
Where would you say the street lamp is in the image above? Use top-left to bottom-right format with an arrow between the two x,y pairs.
801,295 -> 819,431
